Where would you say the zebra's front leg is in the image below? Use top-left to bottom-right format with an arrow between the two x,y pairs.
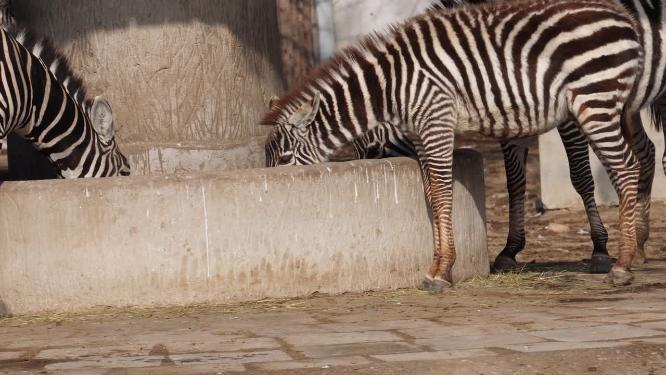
493,141 -> 528,272
419,124 -> 456,292
557,121 -> 611,273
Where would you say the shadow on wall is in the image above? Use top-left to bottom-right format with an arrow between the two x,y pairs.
13,0 -> 283,78
0,298 -> 9,318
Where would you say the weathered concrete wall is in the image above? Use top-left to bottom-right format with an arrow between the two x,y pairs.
13,0 -> 284,175
0,155 -> 486,315
540,111 -> 666,208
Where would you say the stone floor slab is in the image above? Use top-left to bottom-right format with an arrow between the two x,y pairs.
44,355 -> 164,370
400,323 -> 518,338
532,324 -> 665,342
0,351 -> 24,361
319,319 -> 443,333
633,321 -> 666,331
503,341 -> 626,353
255,355 -> 371,370
283,331 -> 402,346
36,345 -> 145,360
167,337 -> 281,354
566,313 -> 666,325
416,333 -> 545,351
169,350 -> 291,366
295,341 -> 422,359
372,348 -> 496,362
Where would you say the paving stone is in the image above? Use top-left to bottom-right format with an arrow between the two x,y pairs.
503,341 -> 626,353
532,324 -> 666,342
36,345 -> 145,360
169,350 -> 291,365
566,313 -> 666,325
283,331 -> 403,346
243,324 -> 331,337
416,333 -> 545,351
167,337 -> 281,354
400,323 -> 519,338
256,355 -> 371,370
44,355 -> 164,370
0,351 -> 24,361
633,321 -> 666,331
296,341 -> 422,359
371,348 -> 496,362
319,319 -> 443,333
630,337 -> 666,345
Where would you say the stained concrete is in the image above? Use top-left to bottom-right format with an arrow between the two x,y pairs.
0,154 -> 486,315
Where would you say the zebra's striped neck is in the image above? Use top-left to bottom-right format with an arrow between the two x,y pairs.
1,27 -> 129,177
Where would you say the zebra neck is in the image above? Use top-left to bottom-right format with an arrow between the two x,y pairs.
15,56 -> 100,178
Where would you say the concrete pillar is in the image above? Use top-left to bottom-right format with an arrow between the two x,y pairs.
13,0 -> 285,176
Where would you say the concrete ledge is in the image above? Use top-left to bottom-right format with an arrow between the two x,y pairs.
0,154 -> 486,315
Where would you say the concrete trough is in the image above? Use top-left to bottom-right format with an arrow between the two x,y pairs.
0,153 -> 487,316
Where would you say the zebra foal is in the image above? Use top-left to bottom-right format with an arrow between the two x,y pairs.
0,25 -> 130,178
264,0 -> 644,289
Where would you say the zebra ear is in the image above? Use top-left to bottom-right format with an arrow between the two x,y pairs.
288,93 -> 321,129
268,96 -> 281,111
90,96 -> 115,142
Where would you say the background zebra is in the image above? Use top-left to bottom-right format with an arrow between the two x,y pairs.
264,0 -> 646,289
289,0 -> 665,276
0,24 -> 130,178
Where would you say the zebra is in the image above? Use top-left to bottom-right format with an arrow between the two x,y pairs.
264,0 -> 647,290
0,25 -> 130,178
331,0 -> 665,275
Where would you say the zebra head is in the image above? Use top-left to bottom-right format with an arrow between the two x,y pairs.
264,93 -> 325,167
85,96 -> 131,177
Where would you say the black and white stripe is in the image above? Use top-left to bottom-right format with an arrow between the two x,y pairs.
0,25 -> 130,178
264,0 -> 645,287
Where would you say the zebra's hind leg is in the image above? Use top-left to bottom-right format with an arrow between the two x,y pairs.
625,113 -> 655,266
572,99 -> 640,286
492,141 -> 529,272
557,121 -> 611,273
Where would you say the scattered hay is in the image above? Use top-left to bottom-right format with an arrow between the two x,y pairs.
458,267 -> 575,292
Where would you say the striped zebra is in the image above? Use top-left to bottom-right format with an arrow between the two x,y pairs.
0,25 -> 130,178
335,0 -> 664,275
264,0 -> 646,289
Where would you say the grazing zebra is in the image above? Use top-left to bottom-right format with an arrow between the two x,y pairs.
0,25 -> 130,178
343,0 -> 665,275
264,0 -> 646,289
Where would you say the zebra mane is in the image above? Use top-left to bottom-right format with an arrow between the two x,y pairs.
261,0 -> 496,126
4,24 -> 89,108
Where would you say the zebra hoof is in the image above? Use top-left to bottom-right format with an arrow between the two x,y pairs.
590,254 -> 612,274
428,278 -> 452,293
418,277 -> 433,291
492,255 -> 518,273
603,267 -> 634,286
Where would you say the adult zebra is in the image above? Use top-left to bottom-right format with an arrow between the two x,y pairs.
320,0 -> 664,275
264,0 -> 646,289
0,25 -> 130,178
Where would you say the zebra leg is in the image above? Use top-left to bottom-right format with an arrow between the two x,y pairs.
557,121 -> 611,273
493,141 -> 528,272
626,114 -> 655,266
409,135 -> 443,291
419,123 -> 456,292
572,101 -> 640,286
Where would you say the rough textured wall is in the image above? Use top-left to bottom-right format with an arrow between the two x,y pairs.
277,0 -> 316,90
13,0 -> 284,175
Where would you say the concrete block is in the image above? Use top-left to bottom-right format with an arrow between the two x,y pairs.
295,342 -> 422,359
283,331 -> 402,347
540,111 -> 666,208
169,350 -> 291,365
502,341 -> 625,353
532,324 -> 665,342
0,154 -> 486,315
416,333 -> 545,351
